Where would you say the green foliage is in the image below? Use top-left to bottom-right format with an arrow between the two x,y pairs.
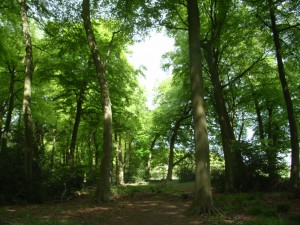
41,165 -> 85,201
245,203 -> 265,216
0,145 -> 26,204
276,201 -> 291,213
289,213 -> 300,223
0,0 -> 299,204
230,141 -> 287,191
210,153 -> 225,191
5,218 -> 79,225
175,153 -> 195,182
240,217 -> 299,225
176,164 -> 195,183
112,182 -> 185,198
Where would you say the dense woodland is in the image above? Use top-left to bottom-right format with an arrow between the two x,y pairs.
0,0 -> 299,215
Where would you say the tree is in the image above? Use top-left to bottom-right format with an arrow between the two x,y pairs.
1,58 -> 17,152
187,0 -> 213,214
19,0 -> 35,193
267,0 -> 299,187
68,85 -> 86,166
201,0 -> 236,192
153,78 -> 191,181
81,0 -> 113,202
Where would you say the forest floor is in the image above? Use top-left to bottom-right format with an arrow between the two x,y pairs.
1,182 -> 300,225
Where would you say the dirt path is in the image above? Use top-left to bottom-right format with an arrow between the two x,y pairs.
2,185 -> 298,225
1,191 -> 208,225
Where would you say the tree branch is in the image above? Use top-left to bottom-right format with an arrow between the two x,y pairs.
159,21 -> 188,31
278,23 -> 300,33
222,54 -> 266,89
103,29 -> 122,69
173,152 -> 192,167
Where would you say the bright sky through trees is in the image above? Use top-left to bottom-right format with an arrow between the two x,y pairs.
127,30 -> 174,109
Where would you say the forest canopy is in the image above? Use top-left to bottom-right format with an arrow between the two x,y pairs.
0,0 -> 299,212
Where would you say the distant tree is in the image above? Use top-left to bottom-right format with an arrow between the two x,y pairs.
244,0 -> 300,187
68,85 -> 86,166
153,78 -> 191,182
267,0 -> 299,187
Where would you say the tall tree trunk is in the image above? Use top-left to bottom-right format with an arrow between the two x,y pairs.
146,134 -> 159,181
266,106 -> 279,182
166,110 -> 189,182
93,130 -> 99,167
115,133 -> 124,185
88,130 -> 94,177
51,132 -> 56,169
1,61 -> 16,152
203,41 -> 235,192
268,0 -> 299,187
68,87 -> 85,166
249,81 -> 265,142
82,0 -> 113,202
166,121 -> 180,181
187,0 -> 213,214
19,0 -> 34,191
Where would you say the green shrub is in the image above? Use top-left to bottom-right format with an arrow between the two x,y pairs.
276,201 -> 291,213
41,165 -> 85,201
245,204 -> 264,216
289,213 -> 300,223
176,166 -> 195,182
241,217 -> 291,225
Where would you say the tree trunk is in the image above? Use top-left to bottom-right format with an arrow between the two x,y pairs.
68,86 -> 85,166
268,0 -> 299,187
266,106 -> 279,182
249,80 -> 265,142
146,134 -> 159,181
51,132 -> 56,169
1,61 -> 16,152
166,121 -> 180,181
166,110 -> 189,182
82,0 -> 113,202
115,133 -> 124,185
19,0 -> 34,192
203,41 -> 235,193
187,0 -> 213,214
93,130 -> 99,167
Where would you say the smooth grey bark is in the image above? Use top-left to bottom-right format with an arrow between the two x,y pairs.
187,0 -> 213,214
82,0 -> 113,202
268,0 -> 299,186
19,0 -> 34,188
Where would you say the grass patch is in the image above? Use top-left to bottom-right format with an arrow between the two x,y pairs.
245,203 -> 264,216
10,219 -> 78,225
240,217 -> 299,225
111,181 -> 186,198
276,201 -> 291,213
289,213 -> 300,223
213,193 -> 260,215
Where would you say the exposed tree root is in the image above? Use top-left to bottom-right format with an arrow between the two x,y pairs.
188,202 -> 222,216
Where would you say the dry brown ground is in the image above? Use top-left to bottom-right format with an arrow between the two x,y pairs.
1,191 -> 211,225
1,185 -> 299,225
